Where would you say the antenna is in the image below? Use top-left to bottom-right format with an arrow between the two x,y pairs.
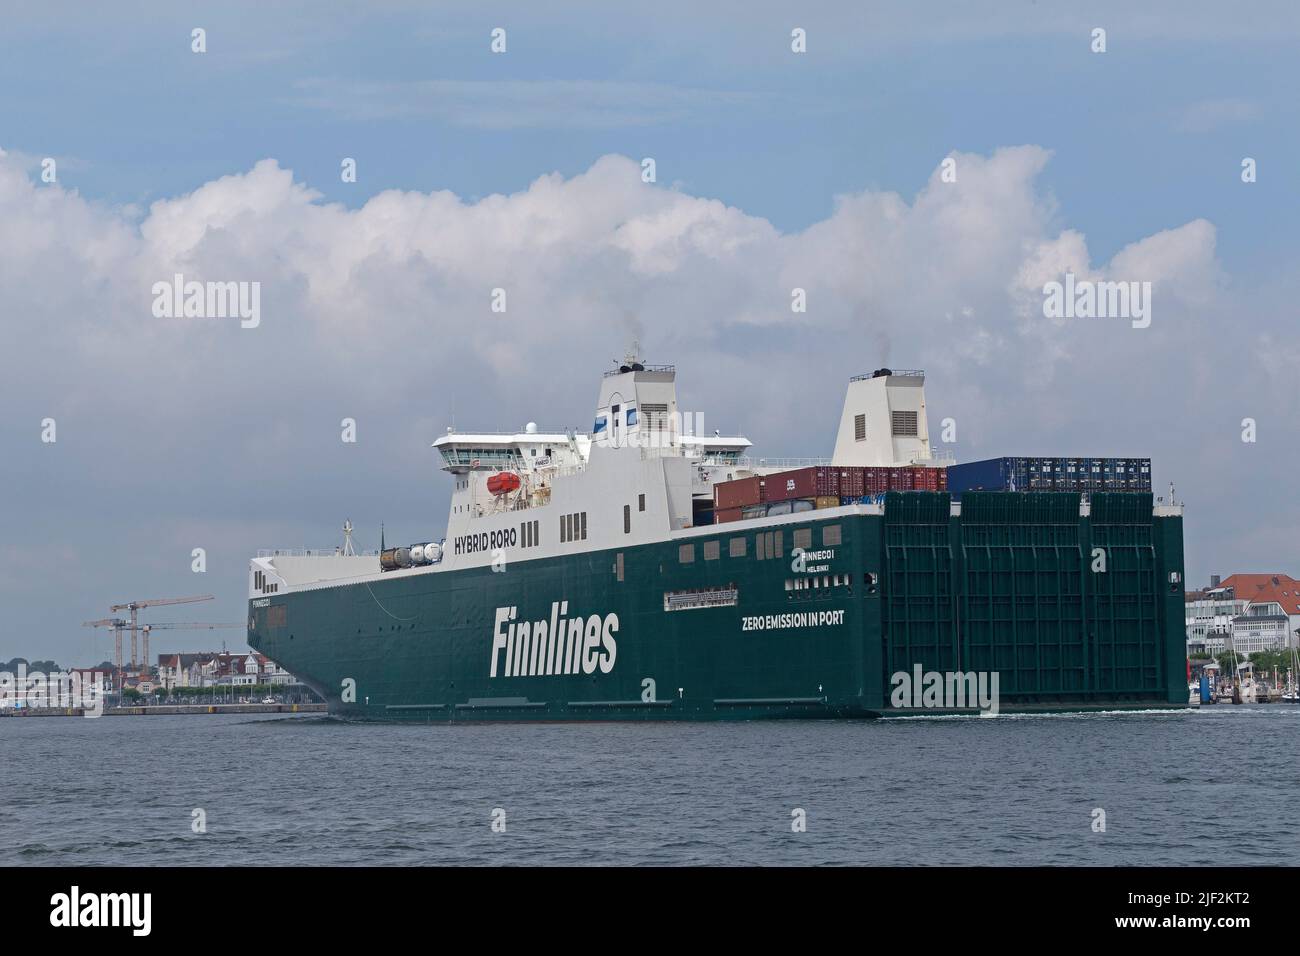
342,519 -> 356,556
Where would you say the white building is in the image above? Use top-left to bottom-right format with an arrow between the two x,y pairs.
1187,574 -> 1300,656
157,652 -> 221,690
1230,606 -> 1291,656
1186,595 -> 1248,655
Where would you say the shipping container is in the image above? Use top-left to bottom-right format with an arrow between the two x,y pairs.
814,496 -> 840,509
838,467 -> 866,499
765,466 -> 841,503
791,498 -> 816,513
947,456 -> 1152,499
714,507 -> 743,524
741,504 -> 768,521
714,475 -> 766,511
945,457 -> 1009,495
909,466 -> 947,491
862,467 -> 888,495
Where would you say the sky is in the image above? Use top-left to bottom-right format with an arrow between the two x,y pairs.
1,0 -> 1297,666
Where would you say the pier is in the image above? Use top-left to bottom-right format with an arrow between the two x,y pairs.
1,702 -> 327,717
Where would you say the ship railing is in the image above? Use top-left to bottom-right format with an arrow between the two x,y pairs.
473,496 -> 542,517
256,549 -> 380,558
738,457 -> 832,469
849,369 -> 925,381
723,454 -> 955,470
539,462 -> 587,478
602,364 -> 675,378
438,426 -> 578,438
637,444 -> 688,460
912,449 -> 956,464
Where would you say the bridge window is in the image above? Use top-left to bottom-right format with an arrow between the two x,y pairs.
703,541 -> 720,561
729,537 -> 746,558
679,544 -> 695,564
793,528 -> 812,551
823,524 -> 842,546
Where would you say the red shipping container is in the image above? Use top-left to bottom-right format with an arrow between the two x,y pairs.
838,467 -> 865,499
862,466 -> 890,494
914,467 -> 948,491
909,466 -> 938,491
888,467 -> 914,491
765,468 -> 816,503
715,507 -> 743,524
714,476 -> 765,510
766,466 -> 842,502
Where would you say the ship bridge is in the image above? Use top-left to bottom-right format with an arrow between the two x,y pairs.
433,425 -> 590,476
437,352 -> 755,525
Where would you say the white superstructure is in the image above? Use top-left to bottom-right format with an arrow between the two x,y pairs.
250,354 -> 773,595
247,360 -> 1000,598
830,368 -> 951,467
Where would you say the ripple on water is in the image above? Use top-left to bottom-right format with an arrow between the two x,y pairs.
3,710 -> 1299,865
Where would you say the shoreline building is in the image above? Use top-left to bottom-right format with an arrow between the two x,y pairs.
1186,573 -> 1300,657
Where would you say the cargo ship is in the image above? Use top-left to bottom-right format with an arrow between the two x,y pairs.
247,359 -> 1188,720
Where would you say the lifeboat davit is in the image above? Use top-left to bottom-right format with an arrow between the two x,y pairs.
486,472 -> 522,496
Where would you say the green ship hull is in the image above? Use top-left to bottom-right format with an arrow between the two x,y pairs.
248,492 -> 1188,721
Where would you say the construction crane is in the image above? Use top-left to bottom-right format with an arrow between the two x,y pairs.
82,617 -> 129,685
108,595 -> 214,673
143,622 -> 245,630
83,617 -> 243,693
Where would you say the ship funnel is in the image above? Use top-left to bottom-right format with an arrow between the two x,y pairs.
593,359 -> 677,452
831,368 -> 932,466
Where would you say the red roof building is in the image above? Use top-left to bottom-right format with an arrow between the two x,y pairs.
1217,573 -> 1300,617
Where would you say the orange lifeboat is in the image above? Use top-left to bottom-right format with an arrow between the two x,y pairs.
486,472 -> 522,496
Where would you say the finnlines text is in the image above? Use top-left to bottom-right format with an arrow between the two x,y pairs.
742,610 -> 846,631
490,603 -> 617,677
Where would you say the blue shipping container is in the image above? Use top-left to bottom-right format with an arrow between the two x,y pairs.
947,456 -> 1152,500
